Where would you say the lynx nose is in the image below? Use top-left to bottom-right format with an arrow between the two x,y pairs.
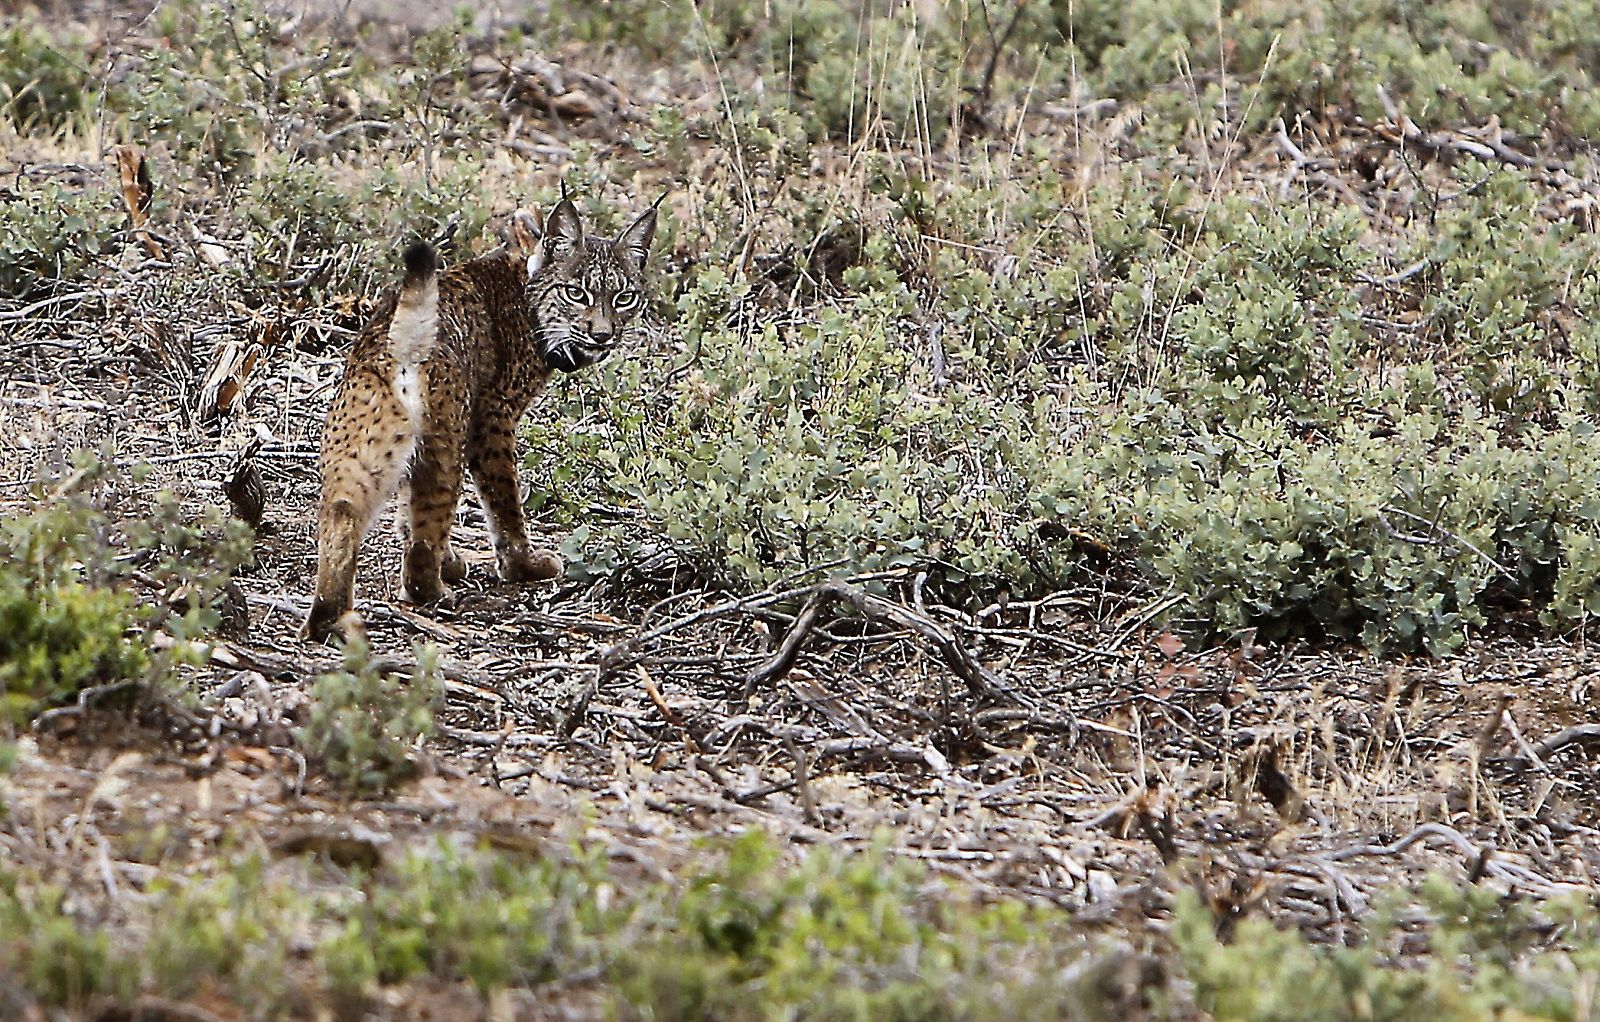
585,308 -> 615,345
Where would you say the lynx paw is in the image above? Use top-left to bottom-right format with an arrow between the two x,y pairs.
441,547 -> 469,584
302,603 -> 367,647
498,547 -> 564,583
402,542 -> 458,606
399,571 -> 454,607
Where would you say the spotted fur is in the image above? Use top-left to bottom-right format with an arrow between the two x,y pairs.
303,195 -> 659,644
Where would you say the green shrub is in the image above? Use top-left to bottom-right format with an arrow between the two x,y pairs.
531,256 -> 1086,596
7,829 -> 1600,1019
0,22 -> 92,132
528,148 -> 1600,653
239,156 -> 493,296
1172,874 -> 1600,1022
0,876 -> 135,1008
1049,0 -> 1600,140
0,516 -> 145,724
144,855 -> 307,1013
320,838 -> 618,996
297,639 -> 442,796
619,831 -> 1106,1022
0,454 -> 251,723
0,181 -> 121,298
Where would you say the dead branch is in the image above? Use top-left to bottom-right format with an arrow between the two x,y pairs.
637,664 -> 701,754
1327,822 -> 1577,894
1273,117 -> 1315,198
1495,723 -> 1600,770
743,580 -> 1036,707
785,737 -> 820,826
597,576 -> 884,673
31,679 -> 142,730
1375,84 -> 1565,172
1379,505 -> 1517,580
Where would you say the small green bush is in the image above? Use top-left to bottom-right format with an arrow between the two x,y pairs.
144,854 -> 307,1012
1050,0 -> 1600,140
619,831 -> 1104,1022
0,22 -> 92,132
0,181 -> 121,298
297,639 -> 443,796
7,831 -> 1600,1020
0,832 -> 1131,1018
240,156 -> 493,296
0,877 -> 135,1009
0,454 -> 251,723
529,153 -> 1600,653
0,507 -> 145,721
320,838 -> 618,996
1172,874 -> 1600,1022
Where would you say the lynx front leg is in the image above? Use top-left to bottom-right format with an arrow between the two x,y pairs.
468,409 -> 563,583
304,492 -> 372,645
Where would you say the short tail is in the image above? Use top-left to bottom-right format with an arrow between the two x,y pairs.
387,241 -> 440,364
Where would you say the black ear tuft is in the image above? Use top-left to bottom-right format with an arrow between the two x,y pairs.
402,241 -> 437,280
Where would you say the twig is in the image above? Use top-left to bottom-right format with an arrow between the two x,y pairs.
1379,505 -> 1517,580
973,0 -> 1028,117
597,574 -> 904,673
742,580 -> 1034,707
32,679 -> 142,729
740,590 -> 828,700
1375,84 -> 1564,171
1273,117 -> 1311,198
1499,706 -> 1550,775
1101,590 -> 1185,653
1375,258 -> 1431,285
638,664 -> 701,754
0,289 -> 106,323
785,737 -> 820,826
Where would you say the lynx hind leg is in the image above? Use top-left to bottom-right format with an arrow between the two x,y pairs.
302,364 -> 422,644
396,480 -> 464,583
303,242 -> 439,644
467,409 -> 564,584
399,428 -> 467,606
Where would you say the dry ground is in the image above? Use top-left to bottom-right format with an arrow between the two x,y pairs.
2,0 -> 1600,1014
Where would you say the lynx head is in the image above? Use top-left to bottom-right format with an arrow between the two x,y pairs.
512,194 -> 659,374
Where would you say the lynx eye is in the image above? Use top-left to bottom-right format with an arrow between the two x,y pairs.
613,290 -> 642,312
562,284 -> 590,305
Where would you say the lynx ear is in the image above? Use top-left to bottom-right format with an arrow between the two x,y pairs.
512,208 -> 546,276
543,195 -> 584,265
511,208 -> 543,253
615,200 -> 660,273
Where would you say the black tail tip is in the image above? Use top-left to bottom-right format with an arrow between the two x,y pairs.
402,241 -> 437,279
